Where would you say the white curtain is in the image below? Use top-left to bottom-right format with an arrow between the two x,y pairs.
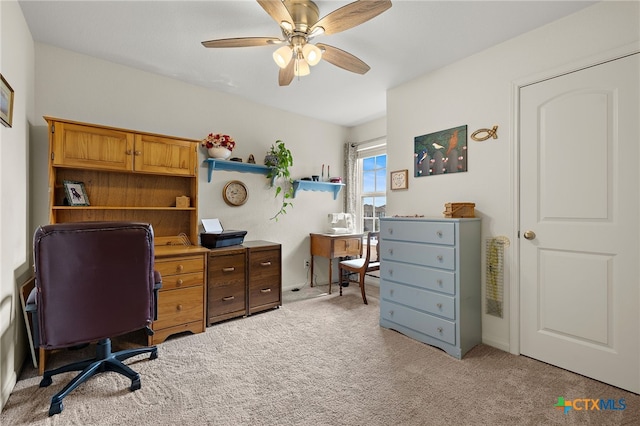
344,142 -> 358,215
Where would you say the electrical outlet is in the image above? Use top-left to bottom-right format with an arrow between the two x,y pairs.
304,259 -> 310,268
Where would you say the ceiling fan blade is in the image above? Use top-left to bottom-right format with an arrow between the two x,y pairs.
316,43 -> 370,74
202,37 -> 281,48
279,60 -> 295,86
311,0 -> 392,36
257,0 -> 294,29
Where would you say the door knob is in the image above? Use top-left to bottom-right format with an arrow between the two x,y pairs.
523,230 -> 536,240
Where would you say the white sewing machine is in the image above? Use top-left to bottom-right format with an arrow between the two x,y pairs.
327,213 -> 355,234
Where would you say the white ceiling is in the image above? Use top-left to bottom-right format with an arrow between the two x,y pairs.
19,0 -> 597,127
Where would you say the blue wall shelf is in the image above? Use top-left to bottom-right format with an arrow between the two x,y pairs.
206,158 -> 273,182
292,180 -> 344,200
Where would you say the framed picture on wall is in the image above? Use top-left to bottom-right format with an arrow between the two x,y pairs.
390,169 -> 409,190
63,180 -> 90,206
0,74 -> 14,128
414,125 -> 468,177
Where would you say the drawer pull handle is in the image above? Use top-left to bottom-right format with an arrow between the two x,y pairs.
436,231 -> 443,238
389,310 -> 394,316
134,150 -> 142,156
222,267 -> 235,272
176,264 -> 184,272
388,269 -> 393,276
125,149 -> 133,155
176,279 -> 183,286
437,255 -> 443,262
436,303 -> 442,309
222,296 -> 235,301
388,248 -> 394,255
437,327 -> 443,333
437,279 -> 443,286
177,304 -> 183,311
388,228 -> 393,235
260,288 -> 272,293
389,289 -> 394,296
260,261 -> 272,267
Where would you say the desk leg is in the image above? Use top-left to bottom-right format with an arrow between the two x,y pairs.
310,255 -> 314,287
328,259 -> 333,294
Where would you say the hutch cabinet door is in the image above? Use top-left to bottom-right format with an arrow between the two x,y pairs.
52,121 -> 134,171
134,134 -> 196,176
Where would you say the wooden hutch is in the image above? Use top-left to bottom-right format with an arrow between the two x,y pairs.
45,117 -> 209,346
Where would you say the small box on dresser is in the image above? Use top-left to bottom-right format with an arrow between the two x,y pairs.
379,217 -> 481,359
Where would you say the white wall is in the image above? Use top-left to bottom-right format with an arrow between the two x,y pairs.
386,1 -> 639,351
32,43 -> 349,292
0,0 -> 35,409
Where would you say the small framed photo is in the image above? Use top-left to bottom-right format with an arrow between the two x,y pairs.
0,74 -> 14,128
390,169 -> 409,190
63,180 -> 90,206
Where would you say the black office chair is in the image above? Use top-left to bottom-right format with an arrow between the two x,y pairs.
31,221 -> 161,416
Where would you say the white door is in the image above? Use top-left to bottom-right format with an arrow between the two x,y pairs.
519,53 -> 640,393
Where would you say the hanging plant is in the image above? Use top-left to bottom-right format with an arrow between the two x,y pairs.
265,140 -> 294,221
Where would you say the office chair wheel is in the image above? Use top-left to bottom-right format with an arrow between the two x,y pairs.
39,376 -> 53,387
130,377 -> 141,391
48,400 -> 63,416
150,348 -> 158,360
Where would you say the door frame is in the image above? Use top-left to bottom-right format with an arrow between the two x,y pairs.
508,42 -> 640,356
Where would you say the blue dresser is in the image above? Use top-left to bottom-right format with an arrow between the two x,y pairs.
379,217 -> 481,359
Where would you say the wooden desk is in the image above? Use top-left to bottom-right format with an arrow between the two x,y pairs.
309,233 -> 363,293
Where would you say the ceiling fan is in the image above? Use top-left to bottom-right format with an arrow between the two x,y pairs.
202,0 -> 392,86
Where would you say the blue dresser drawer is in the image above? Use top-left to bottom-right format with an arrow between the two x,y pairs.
381,261 -> 455,295
381,281 -> 456,320
380,299 -> 456,345
381,240 -> 455,270
380,220 -> 455,245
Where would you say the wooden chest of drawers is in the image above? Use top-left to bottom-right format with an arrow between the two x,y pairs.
207,241 -> 281,325
151,245 -> 209,344
246,241 -> 282,314
207,247 -> 246,325
379,217 -> 481,359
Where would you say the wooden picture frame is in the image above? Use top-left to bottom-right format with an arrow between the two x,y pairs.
63,180 -> 90,206
390,169 -> 409,190
0,74 -> 14,128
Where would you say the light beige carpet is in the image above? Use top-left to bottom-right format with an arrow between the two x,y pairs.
2,284 -> 639,425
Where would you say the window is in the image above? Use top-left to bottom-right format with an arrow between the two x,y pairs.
358,151 -> 386,232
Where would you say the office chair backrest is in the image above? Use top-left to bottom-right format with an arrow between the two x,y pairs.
33,221 -> 155,349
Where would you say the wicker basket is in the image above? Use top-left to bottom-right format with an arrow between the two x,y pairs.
443,202 -> 475,218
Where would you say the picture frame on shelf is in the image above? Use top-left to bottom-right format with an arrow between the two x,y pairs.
390,169 -> 409,190
0,74 -> 14,128
63,180 -> 90,206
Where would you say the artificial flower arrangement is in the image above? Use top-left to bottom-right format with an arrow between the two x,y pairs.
201,133 -> 236,151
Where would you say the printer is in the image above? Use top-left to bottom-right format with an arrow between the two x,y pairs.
200,218 -> 247,249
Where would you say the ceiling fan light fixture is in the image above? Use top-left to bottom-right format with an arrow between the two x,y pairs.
294,58 -> 310,77
302,43 -> 322,66
273,45 -> 293,68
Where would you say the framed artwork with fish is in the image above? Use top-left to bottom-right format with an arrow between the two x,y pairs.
414,125 -> 468,177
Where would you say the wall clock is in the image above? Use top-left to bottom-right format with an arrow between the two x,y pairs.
390,169 -> 409,190
222,180 -> 248,206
